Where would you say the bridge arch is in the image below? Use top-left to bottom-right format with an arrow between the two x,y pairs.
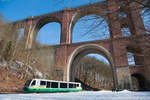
66,44 -> 118,88
69,7 -> 109,42
29,16 -> 61,47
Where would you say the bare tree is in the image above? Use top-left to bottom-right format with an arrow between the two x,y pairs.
0,15 -> 19,79
75,56 -> 113,89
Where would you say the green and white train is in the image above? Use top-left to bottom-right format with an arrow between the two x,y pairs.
23,79 -> 82,93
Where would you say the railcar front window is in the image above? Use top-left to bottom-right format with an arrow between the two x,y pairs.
24,80 -> 32,86
31,80 -> 36,86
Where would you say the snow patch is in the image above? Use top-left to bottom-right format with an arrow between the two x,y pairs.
35,69 -> 43,78
0,91 -> 149,100
0,60 -> 44,78
120,89 -> 130,93
15,61 -> 24,67
0,61 -> 8,67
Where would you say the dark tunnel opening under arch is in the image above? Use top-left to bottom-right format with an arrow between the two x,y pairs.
131,73 -> 146,90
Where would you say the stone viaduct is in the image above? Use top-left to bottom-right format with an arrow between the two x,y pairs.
13,0 -> 150,90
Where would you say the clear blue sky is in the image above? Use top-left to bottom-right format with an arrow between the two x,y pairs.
0,0 -> 103,22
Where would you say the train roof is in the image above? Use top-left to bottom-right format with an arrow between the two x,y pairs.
31,78 -> 81,84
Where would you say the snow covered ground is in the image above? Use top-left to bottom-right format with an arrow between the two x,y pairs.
0,90 -> 150,100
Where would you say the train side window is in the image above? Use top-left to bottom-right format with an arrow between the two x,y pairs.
77,84 -> 79,87
69,84 -> 73,88
73,84 -> 76,88
51,82 -> 58,88
46,82 -> 51,88
31,80 -> 36,86
40,81 -> 46,86
60,83 -> 67,88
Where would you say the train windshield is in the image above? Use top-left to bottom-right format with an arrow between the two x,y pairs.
24,80 -> 32,86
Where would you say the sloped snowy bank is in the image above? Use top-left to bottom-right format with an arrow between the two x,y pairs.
0,90 -> 150,100
0,60 -> 44,78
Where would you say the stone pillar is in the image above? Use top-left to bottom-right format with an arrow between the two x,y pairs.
107,0 -> 129,67
107,0 -> 122,39
128,1 -> 149,89
112,41 -> 128,67
60,8 -> 73,45
107,0 -> 128,89
116,67 -> 133,89
24,18 -> 35,49
60,9 -> 74,81
128,2 -> 146,35
110,40 -> 129,89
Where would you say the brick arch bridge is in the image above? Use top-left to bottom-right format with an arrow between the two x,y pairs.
13,0 -> 150,89
66,44 -> 116,85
